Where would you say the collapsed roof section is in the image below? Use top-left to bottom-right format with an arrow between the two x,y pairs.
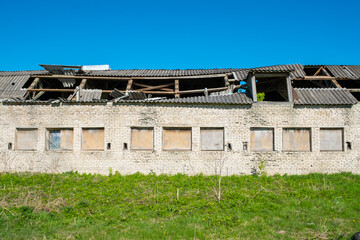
0,64 -> 359,105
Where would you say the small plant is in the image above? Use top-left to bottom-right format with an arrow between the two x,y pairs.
257,92 -> 265,101
257,159 -> 267,176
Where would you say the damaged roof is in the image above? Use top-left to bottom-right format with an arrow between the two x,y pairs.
0,64 -> 360,106
115,92 -> 253,105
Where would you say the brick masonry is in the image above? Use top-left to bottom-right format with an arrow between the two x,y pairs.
0,101 -> 359,175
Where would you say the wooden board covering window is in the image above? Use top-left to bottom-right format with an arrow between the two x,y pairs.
16,129 -> 38,150
250,128 -> 274,151
82,128 -> 104,150
163,128 -> 191,150
283,128 -> 311,151
320,128 -> 343,151
201,128 -> 224,151
131,128 -> 154,150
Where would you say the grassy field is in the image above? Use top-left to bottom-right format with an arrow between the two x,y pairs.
0,172 -> 359,239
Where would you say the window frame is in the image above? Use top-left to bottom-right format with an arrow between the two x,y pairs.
162,127 -> 192,151
46,128 -> 74,151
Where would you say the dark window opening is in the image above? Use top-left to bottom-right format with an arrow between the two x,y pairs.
255,77 -> 288,101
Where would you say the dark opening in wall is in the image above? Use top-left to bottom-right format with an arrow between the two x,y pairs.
346,142 -> 352,150
255,77 -> 288,101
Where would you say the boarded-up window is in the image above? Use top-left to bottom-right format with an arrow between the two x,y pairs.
201,128 -> 224,151
163,128 -> 191,150
16,128 -> 38,151
82,128 -> 104,151
250,128 -> 274,151
320,128 -> 343,151
131,128 -> 154,150
47,129 -> 73,150
283,128 -> 311,151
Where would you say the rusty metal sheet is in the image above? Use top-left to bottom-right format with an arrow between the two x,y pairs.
201,128 -> 224,151
163,128 -> 191,150
61,129 -> 74,150
131,128 -> 154,150
250,128 -> 274,151
16,129 -> 37,150
283,128 -> 311,151
82,128 -> 104,150
320,128 -> 343,151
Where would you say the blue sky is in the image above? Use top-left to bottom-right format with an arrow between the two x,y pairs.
1,0 -> 359,71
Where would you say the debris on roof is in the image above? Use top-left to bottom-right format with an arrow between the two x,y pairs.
0,64 -> 359,104
115,92 -> 252,105
39,64 -> 81,75
109,88 -> 125,99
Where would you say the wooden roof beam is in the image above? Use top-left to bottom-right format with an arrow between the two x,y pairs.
295,76 -> 336,80
331,79 -> 342,88
27,85 -> 240,95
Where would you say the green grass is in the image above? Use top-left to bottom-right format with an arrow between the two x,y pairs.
0,172 -> 359,239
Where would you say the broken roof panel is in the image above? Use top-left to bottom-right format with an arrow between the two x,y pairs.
79,89 -> 102,101
116,92 -> 253,105
40,65 -> 81,75
294,88 -> 358,105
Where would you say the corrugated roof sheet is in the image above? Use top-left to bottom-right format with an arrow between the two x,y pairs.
116,92 -> 253,105
326,65 -> 360,79
233,64 -> 306,81
0,75 -> 30,99
0,70 -> 47,76
79,89 -> 102,101
294,88 -> 358,105
87,68 -> 242,77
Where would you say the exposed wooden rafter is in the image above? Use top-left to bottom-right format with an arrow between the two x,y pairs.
137,83 -> 175,92
313,66 -> 324,76
132,82 -> 173,92
295,76 -> 336,81
126,79 -> 133,91
331,79 -> 342,88
28,85 -> 240,96
24,77 -> 40,99
174,80 -> 180,98
79,79 -> 87,89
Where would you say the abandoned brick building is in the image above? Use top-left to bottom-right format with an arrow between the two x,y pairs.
0,64 -> 360,175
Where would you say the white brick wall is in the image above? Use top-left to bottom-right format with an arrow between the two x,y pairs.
0,101 -> 359,175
